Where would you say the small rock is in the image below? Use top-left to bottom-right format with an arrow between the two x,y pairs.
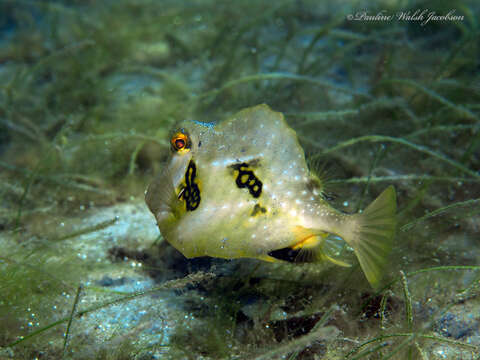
435,312 -> 477,339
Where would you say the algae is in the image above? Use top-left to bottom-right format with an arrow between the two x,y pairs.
0,0 -> 479,359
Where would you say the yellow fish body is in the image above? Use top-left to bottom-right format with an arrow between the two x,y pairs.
146,104 -> 396,287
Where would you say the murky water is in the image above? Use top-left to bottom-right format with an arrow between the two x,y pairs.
1,1 -> 479,359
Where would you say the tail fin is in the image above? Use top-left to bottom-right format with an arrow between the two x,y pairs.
346,186 -> 397,288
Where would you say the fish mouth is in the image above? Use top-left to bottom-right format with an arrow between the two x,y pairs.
146,156 -> 191,223
145,180 -> 174,221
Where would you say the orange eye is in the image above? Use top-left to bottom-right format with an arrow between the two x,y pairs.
171,132 -> 190,152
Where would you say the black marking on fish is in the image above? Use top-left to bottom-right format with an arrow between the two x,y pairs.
177,187 -> 185,199
250,203 -> 267,216
230,162 -> 262,198
181,160 -> 201,211
305,178 -> 322,193
268,247 -> 301,263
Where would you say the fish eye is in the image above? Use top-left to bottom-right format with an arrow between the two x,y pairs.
171,132 -> 190,153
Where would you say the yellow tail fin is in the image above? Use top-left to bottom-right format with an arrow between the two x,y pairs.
347,186 -> 397,288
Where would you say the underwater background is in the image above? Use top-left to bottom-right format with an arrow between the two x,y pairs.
0,0 -> 479,359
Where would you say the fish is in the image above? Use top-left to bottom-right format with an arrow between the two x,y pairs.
145,104 -> 397,287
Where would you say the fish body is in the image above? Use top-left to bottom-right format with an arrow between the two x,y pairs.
146,104 -> 396,287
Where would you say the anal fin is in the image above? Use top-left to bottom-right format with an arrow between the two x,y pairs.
257,254 -> 282,263
267,226 -> 351,266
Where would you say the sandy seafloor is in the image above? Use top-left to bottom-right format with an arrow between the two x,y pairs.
0,0 -> 479,359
